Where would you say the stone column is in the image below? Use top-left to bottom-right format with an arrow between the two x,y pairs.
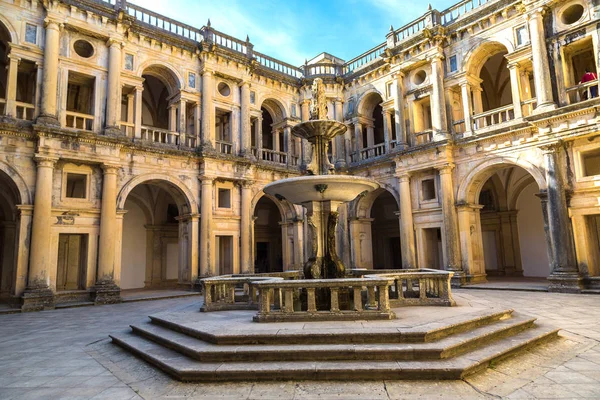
200,178 -> 213,277
508,63 -> 523,119
543,145 -> 581,292
437,164 -> 463,285
240,81 -> 251,157
38,19 -> 62,125
134,86 -> 143,138
527,8 -> 556,112
397,174 -> 416,269
179,98 -> 187,145
256,116 -> 263,160
22,155 -> 57,311
105,39 -> 122,135
5,54 -> 20,117
430,54 -> 448,140
94,164 -> 121,304
460,82 -> 474,136
334,99 -> 346,168
201,70 -> 215,150
394,73 -> 407,147
194,102 -> 201,141
383,110 -> 392,153
240,181 -> 253,274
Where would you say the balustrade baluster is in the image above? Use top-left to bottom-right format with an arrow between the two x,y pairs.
367,286 -> 377,309
284,289 -> 294,313
419,279 -> 427,300
353,287 -> 363,311
306,288 -> 317,312
378,285 -> 390,312
330,288 -> 340,312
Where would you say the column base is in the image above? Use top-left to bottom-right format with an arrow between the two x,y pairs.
462,273 -> 488,285
21,287 -> 55,312
449,270 -> 467,288
103,126 -> 121,137
35,113 -> 60,127
91,281 -> 122,305
432,131 -> 449,142
547,272 -> 582,294
532,102 -> 557,114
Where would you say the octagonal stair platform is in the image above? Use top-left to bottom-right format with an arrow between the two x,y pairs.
110,308 -> 559,381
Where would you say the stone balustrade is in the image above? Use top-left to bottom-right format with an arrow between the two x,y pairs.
252,277 -> 397,322
201,269 -> 454,322
352,269 -> 456,307
200,271 -> 303,312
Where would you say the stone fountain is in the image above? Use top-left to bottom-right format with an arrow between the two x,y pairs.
263,79 -> 379,281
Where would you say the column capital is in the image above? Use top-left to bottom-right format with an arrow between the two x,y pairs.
526,6 -> 549,20
436,163 -> 455,174
33,154 -> 58,167
43,18 -> 63,31
239,179 -> 255,188
540,142 -> 562,155
395,172 -> 411,181
101,163 -> 120,174
239,80 -> 251,88
106,37 -> 125,48
199,176 -> 214,184
202,69 -> 214,76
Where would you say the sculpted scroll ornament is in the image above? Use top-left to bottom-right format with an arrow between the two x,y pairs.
309,78 -> 328,120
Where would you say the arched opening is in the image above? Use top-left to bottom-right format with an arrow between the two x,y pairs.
253,196 -> 283,273
256,98 -> 287,164
477,166 -> 550,281
369,190 -> 401,269
120,180 -> 192,291
479,50 -> 512,112
466,43 -> 516,128
0,170 -> 20,302
140,65 -> 181,144
357,92 -> 385,154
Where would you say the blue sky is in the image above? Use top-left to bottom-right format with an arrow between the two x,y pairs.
138,0 -> 458,66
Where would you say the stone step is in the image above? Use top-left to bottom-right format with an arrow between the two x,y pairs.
148,308 -> 515,345
55,301 -> 95,309
110,324 -> 559,381
130,314 -> 536,362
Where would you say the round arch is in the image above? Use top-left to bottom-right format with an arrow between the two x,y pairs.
463,40 -> 515,76
356,90 -> 384,117
0,161 -> 30,205
117,174 -> 198,215
352,185 -> 400,220
250,190 -> 298,222
138,61 -> 183,96
457,157 -> 546,205
259,97 -> 288,121
0,16 -> 17,43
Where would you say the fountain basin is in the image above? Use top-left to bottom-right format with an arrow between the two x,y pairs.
263,175 -> 379,204
291,120 -> 348,142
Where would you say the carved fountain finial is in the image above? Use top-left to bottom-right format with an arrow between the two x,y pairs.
309,78 -> 328,120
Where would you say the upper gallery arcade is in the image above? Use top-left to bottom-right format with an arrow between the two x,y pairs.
0,0 -> 599,310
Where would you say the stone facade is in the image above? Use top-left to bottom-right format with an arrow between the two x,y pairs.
0,0 -> 599,310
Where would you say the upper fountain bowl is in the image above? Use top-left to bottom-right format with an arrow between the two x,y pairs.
263,175 -> 379,205
291,120 -> 348,142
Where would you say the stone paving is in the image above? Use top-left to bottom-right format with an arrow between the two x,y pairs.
0,290 -> 599,399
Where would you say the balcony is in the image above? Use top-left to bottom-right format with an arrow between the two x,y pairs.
141,125 -> 179,145
520,98 -> 537,117
261,148 -> 288,164
565,80 -> 598,105
15,102 -> 35,121
216,139 -> 233,154
414,129 -> 433,145
65,111 -> 94,131
472,105 -> 515,130
351,143 -> 387,162
120,121 -> 134,137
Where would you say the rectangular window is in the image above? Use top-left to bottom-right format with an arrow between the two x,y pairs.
66,173 -> 87,199
218,188 -> 231,208
25,23 -> 37,44
422,178 -> 436,201
124,54 -> 134,71
188,72 -> 196,89
582,149 -> 600,176
291,103 -> 297,117
449,55 -> 457,73
250,91 -> 256,104
516,26 -> 529,46
387,82 -> 393,97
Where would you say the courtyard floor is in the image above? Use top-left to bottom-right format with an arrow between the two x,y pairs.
0,290 -> 599,399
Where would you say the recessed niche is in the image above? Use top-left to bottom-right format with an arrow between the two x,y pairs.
73,40 -> 94,58
561,4 -> 584,25
413,70 -> 427,85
